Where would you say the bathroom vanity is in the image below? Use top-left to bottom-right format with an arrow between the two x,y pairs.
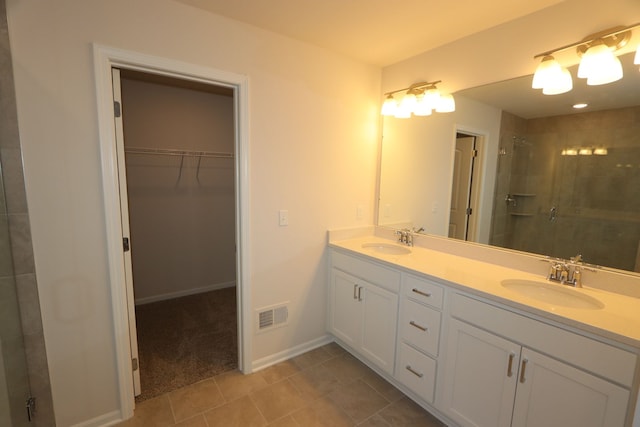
327,231 -> 640,427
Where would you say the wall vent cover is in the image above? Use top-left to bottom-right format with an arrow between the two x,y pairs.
256,303 -> 289,333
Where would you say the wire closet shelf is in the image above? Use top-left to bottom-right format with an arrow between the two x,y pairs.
124,146 -> 234,159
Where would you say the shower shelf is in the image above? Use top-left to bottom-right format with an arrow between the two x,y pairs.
510,193 -> 536,197
510,213 -> 534,217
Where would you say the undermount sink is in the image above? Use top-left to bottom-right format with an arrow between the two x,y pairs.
501,279 -> 604,310
361,242 -> 412,255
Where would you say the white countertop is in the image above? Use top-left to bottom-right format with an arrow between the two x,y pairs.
329,235 -> 640,349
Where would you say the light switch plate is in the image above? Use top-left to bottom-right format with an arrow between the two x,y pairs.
279,210 -> 289,226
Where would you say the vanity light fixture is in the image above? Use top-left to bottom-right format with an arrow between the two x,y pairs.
381,80 -> 455,117
532,22 -> 640,95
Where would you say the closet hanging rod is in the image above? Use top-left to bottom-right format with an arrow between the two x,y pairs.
124,146 -> 234,159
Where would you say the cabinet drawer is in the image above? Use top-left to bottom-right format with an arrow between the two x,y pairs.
396,343 -> 437,403
332,250 -> 401,293
400,299 -> 441,356
403,274 -> 444,309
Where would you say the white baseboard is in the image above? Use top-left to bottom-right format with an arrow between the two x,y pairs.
251,335 -> 334,373
72,409 -> 122,427
135,281 -> 236,305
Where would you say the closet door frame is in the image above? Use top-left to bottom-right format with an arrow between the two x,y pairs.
93,44 -> 251,420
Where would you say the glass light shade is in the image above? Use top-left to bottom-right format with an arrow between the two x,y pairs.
578,148 -> 593,156
413,95 -> 433,116
542,67 -> 573,95
593,147 -> 608,155
394,94 -> 414,118
381,95 -> 397,116
435,94 -> 456,112
563,148 -> 578,156
578,42 -> 623,85
423,87 -> 441,110
532,56 -> 562,89
398,92 -> 417,114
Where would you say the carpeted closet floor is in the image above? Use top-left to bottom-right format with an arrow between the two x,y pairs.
134,286 -> 237,402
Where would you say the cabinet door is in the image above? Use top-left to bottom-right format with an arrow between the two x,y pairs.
361,283 -> 398,374
441,319 -> 520,427
330,270 -> 361,348
512,348 -> 629,427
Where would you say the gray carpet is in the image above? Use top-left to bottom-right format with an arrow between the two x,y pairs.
134,287 -> 237,402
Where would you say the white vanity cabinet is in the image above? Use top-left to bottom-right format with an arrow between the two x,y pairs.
441,293 -> 634,427
328,250 -> 400,375
395,274 -> 444,403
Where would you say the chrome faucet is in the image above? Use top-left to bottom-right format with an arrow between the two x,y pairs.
545,254 -> 597,288
395,228 -> 414,246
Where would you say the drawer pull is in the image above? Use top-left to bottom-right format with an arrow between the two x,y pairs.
507,352 -> 515,377
520,359 -> 528,383
409,320 -> 428,332
405,365 -> 424,378
412,288 -> 432,298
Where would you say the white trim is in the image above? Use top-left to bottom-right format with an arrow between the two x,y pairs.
70,410 -> 121,427
135,281 -> 236,305
92,44 -> 251,419
251,335 -> 333,372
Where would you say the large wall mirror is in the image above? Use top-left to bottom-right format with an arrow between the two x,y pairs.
378,51 -> 640,275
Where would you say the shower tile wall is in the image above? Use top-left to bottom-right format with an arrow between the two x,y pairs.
1,0 -> 55,424
492,106 -> 640,272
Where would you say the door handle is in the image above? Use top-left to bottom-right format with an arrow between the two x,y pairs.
353,284 -> 358,299
507,352 -> 515,377
358,286 -> 363,301
520,359 -> 528,383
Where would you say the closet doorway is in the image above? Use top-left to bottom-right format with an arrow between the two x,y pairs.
114,68 -> 239,401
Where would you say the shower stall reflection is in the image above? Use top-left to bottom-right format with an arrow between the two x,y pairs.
490,108 -> 640,272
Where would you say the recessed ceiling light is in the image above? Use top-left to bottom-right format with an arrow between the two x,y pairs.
573,103 -> 588,109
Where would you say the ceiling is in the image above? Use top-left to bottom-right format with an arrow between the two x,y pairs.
174,0 -> 563,67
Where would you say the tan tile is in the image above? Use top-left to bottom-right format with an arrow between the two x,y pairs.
322,353 -> 372,384
359,369 -> 404,403
169,379 -> 226,422
259,360 -> 301,384
328,379 -> 390,423
357,414 -> 391,426
116,395 -> 174,427
291,346 -> 333,370
250,379 -> 307,422
204,396 -> 266,427
377,397 -> 446,427
289,363 -> 341,401
322,342 -> 347,357
291,396 -> 354,427
267,415 -> 300,427
215,370 -> 268,401
172,414 -> 208,427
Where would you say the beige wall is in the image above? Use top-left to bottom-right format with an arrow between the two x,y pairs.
6,1 -> 379,425
121,77 -> 236,303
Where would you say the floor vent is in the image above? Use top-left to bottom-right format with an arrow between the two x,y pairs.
256,303 -> 289,332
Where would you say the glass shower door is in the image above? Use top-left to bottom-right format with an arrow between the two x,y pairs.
0,158 -> 32,427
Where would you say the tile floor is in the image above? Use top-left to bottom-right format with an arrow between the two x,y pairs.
116,342 -> 447,427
